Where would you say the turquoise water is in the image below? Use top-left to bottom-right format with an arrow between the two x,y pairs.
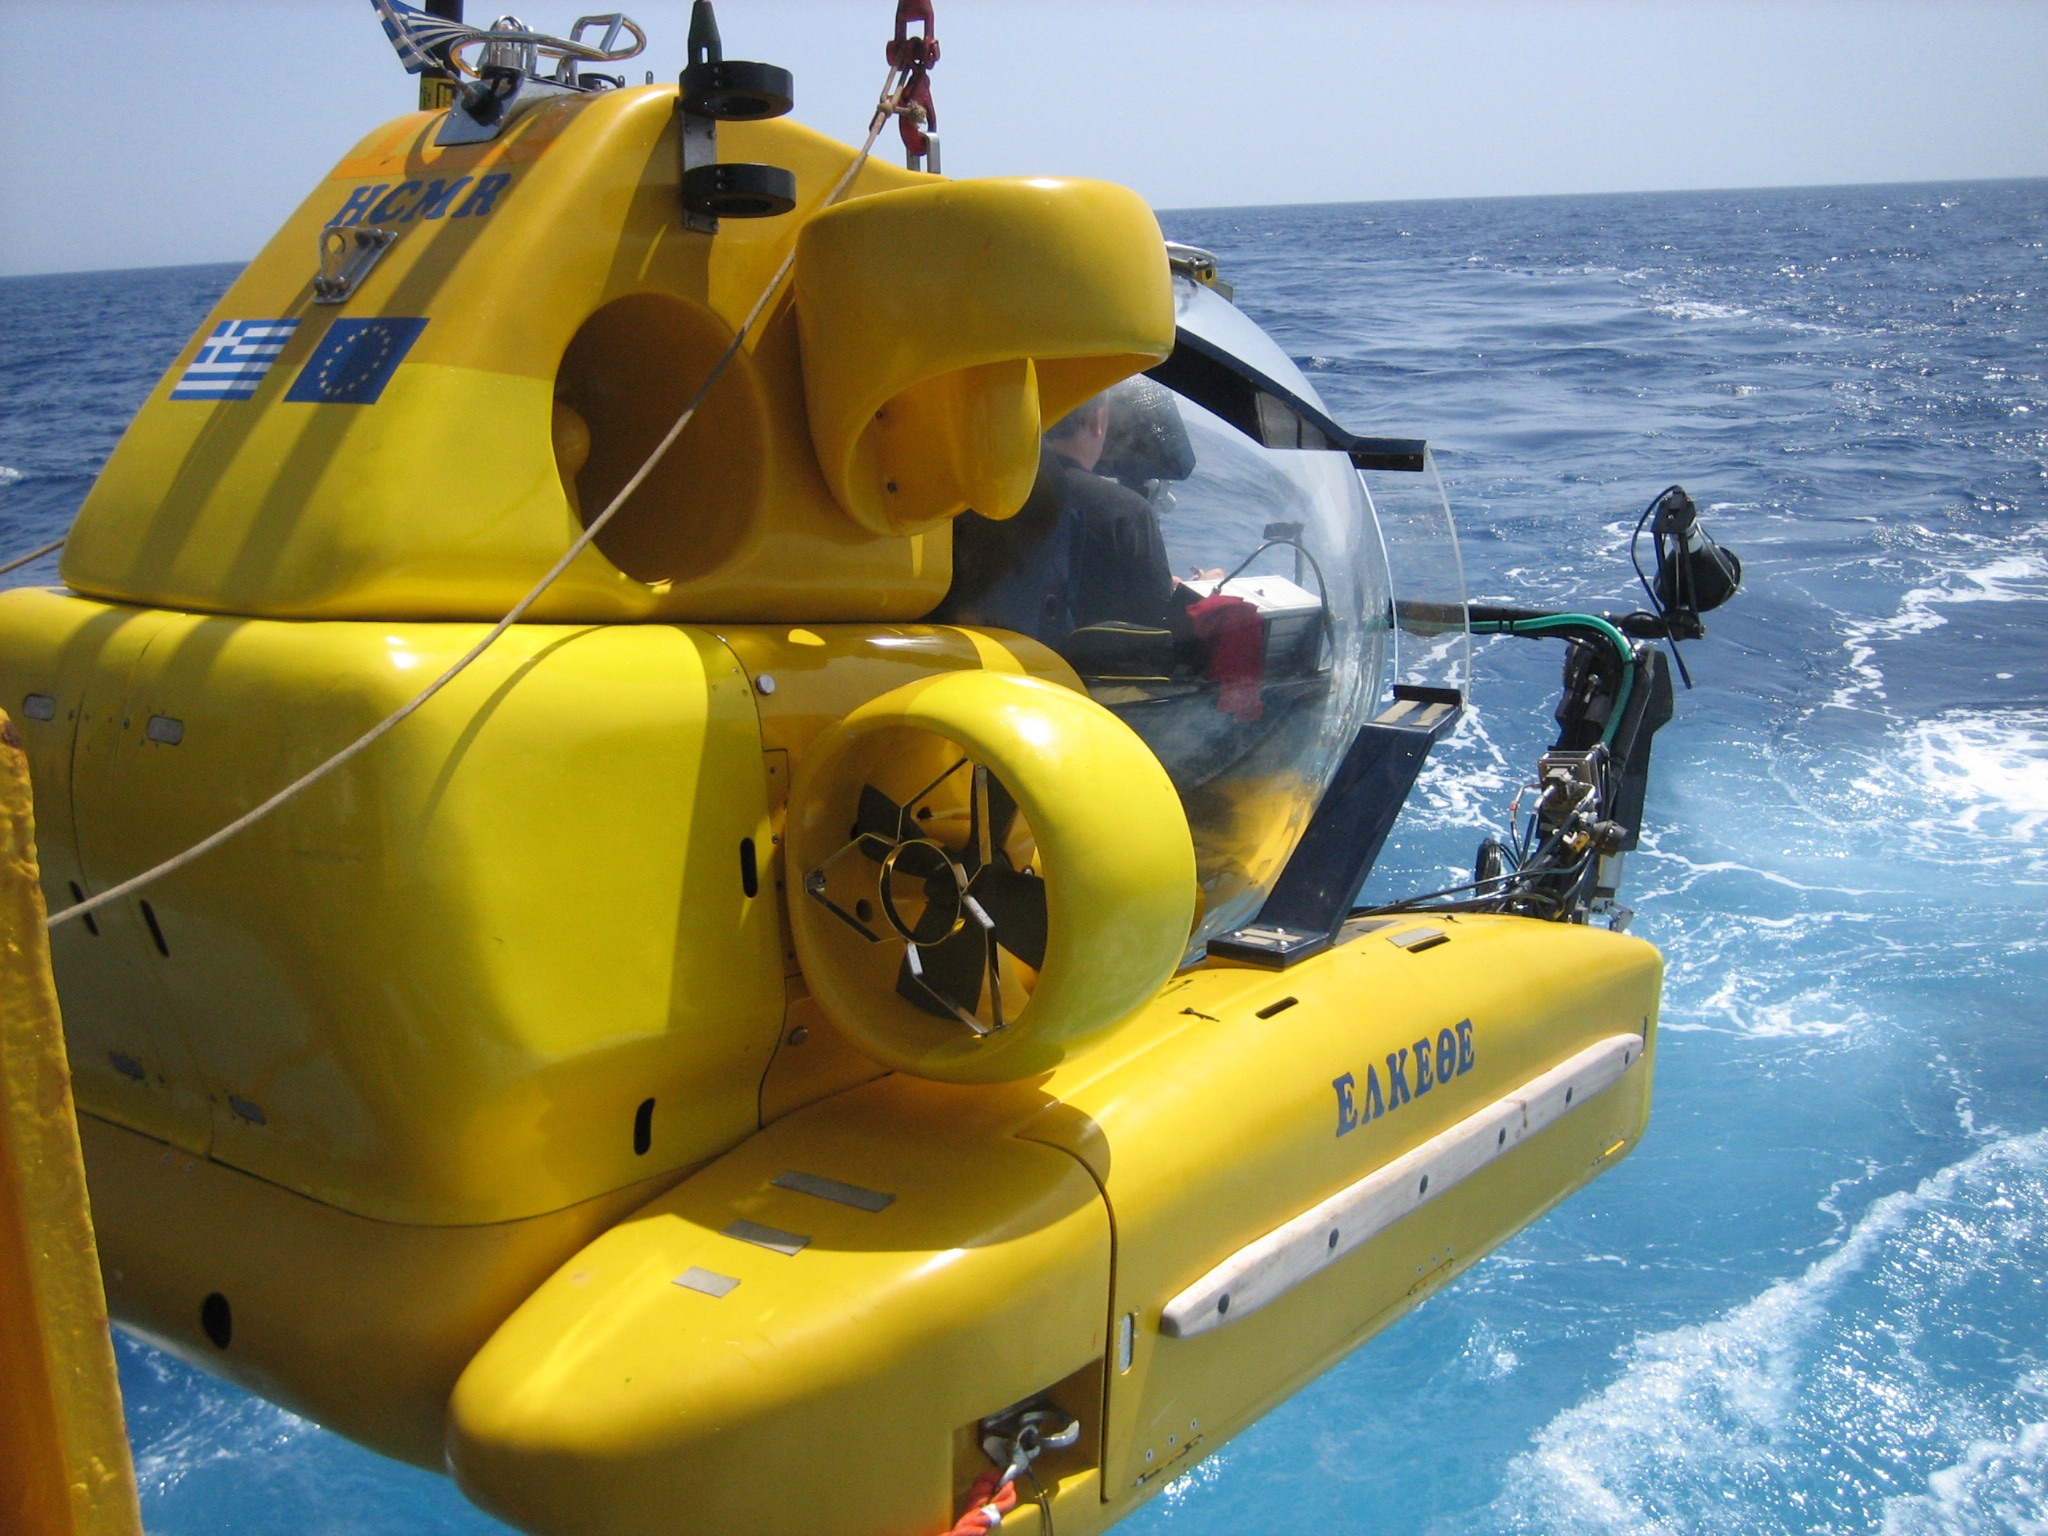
1,177 -> 2044,1533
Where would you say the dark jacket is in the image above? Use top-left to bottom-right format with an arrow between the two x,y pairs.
940,444 -> 1175,642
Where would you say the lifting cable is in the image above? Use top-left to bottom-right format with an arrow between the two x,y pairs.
43,63 -> 916,932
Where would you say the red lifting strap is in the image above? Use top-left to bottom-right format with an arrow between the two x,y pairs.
887,0 -> 939,159
941,1469 -> 1017,1535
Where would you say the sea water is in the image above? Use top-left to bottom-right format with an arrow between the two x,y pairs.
0,177 -> 2042,1535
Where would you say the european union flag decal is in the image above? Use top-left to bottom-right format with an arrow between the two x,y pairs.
170,319 -> 300,400
285,318 -> 429,405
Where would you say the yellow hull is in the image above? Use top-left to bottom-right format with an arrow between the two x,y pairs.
442,915 -> 1656,1535
67,910 -> 1654,1532
0,581 -> 1659,1532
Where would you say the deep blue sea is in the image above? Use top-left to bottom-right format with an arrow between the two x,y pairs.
2,177 -> 2044,1535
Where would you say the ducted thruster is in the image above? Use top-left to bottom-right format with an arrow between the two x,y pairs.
787,672 -> 1196,1083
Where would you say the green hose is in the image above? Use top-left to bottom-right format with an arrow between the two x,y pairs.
1470,613 -> 1636,746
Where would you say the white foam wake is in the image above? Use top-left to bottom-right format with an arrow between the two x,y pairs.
1832,551 -> 2048,712
1649,299 -> 1753,323
1901,711 -> 2048,844
1403,698 -> 1521,832
1486,1131 -> 2048,1535
1839,707 -> 2048,881
1884,1402 -> 2048,1536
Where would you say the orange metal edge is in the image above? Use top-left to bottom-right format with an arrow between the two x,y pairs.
0,710 -> 142,1536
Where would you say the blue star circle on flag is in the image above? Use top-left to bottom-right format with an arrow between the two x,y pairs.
285,318 -> 429,405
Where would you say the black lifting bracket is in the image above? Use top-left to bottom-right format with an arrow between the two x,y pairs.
1207,684 -> 1465,970
678,0 -> 798,233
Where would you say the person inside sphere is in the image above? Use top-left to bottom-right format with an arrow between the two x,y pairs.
939,389 -> 1181,642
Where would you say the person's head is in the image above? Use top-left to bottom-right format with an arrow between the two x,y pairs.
1044,393 -> 1111,470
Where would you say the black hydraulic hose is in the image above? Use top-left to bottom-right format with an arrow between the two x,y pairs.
1629,488 -> 1697,687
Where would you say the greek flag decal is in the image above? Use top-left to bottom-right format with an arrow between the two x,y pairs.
369,0 -> 475,76
284,318 -> 429,406
169,319 -> 300,400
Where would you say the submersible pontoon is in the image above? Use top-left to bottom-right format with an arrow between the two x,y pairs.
0,4 -> 1740,1532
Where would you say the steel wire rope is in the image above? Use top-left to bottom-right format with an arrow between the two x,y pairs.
47,67 -> 911,932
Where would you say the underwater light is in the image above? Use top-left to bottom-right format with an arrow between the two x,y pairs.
1645,484 -> 1743,630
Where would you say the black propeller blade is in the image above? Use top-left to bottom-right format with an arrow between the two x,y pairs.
898,923 -> 986,1020
968,864 -> 1048,971
984,772 -> 1021,854
856,762 -> 1044,1030
855,783 -> 905,857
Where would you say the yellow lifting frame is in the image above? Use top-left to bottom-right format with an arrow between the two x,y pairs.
0,710 -> 142,1536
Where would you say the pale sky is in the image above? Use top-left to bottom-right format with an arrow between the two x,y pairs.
2,0 -> 2044,277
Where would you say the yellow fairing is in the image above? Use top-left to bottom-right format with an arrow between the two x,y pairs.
448,1081 -> 1112,1536
450,915 -> 1660,1536
1064,918 -> 1658,1500
56,96 -> 1174,624
0,596 -> 213,1156
787,672 -> 1197,1082
78,1113 -> 683,1468
0,587 -> 784,1225
52,94 -> 946,623
793,178 -> 1176,535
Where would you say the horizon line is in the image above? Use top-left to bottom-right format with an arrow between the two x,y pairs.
5,172 -> 2043,283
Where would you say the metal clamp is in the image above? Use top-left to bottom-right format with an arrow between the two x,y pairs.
676,1 -> 796,233
313,225 -> 400,305
980,1404 -> 1081,1492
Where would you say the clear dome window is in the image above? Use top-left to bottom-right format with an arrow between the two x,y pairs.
939,370 -> 1395,953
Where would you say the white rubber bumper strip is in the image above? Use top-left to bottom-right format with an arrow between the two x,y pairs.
1159,1032 -> 1644,1339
